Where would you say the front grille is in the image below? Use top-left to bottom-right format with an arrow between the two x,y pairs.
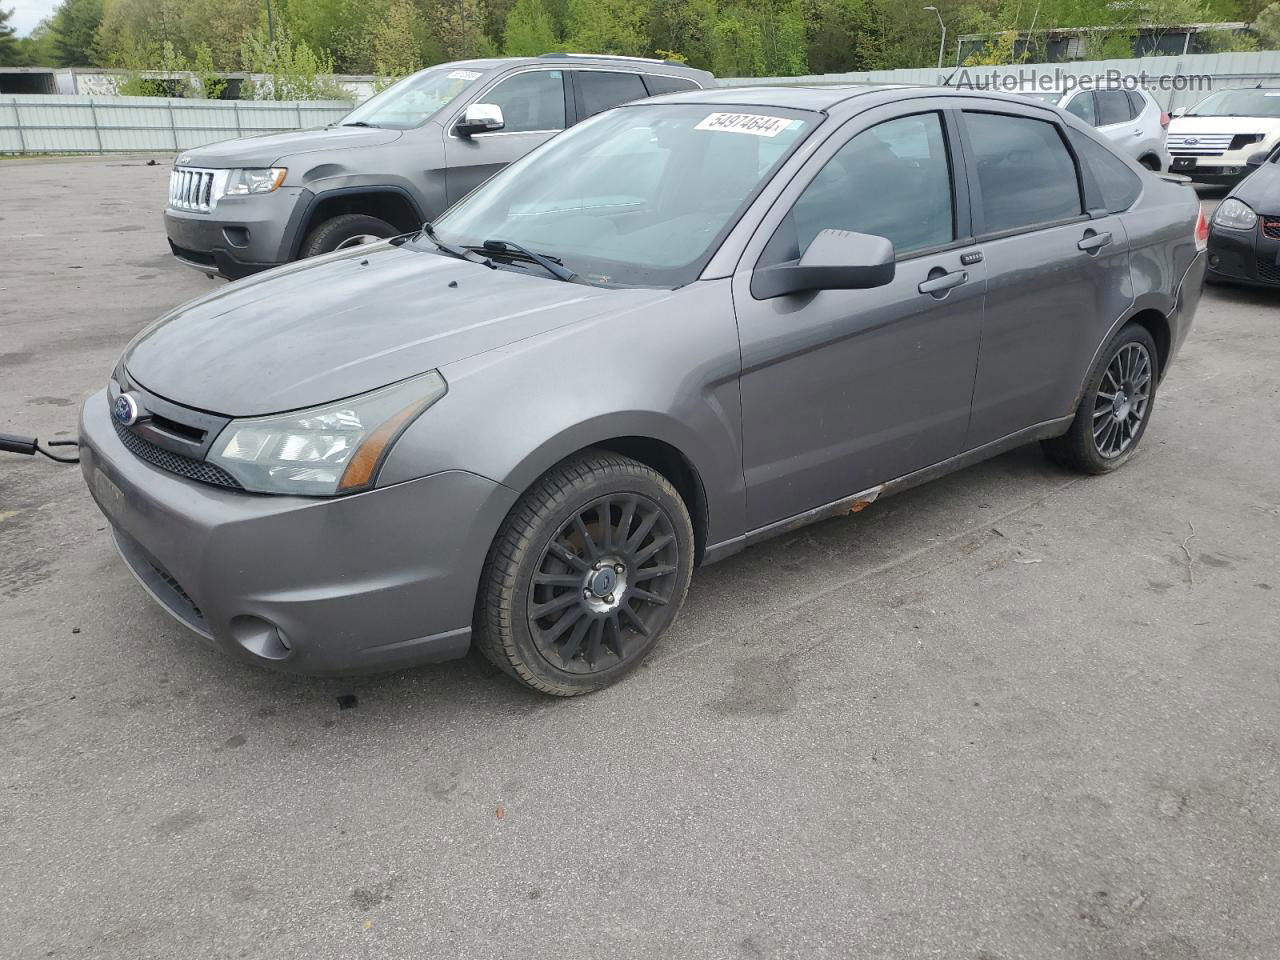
113,418 -> 242,489
168,167 -> 217,212
1263,218 -> 1280,240
1256,258 -> 1280,284
1167,133 -> 1235,157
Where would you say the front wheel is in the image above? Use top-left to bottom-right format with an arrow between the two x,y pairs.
475,450 -> 695,696
1041,323 -> 1159,475
300,213 -> 397,258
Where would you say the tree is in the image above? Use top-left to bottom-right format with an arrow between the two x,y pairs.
0,6 -> 21,65
1256,2 -> 1280,47
504,0 -> 557,55
370,0 -> 424,74
563,0 -> 648,55
240,21 -> 352,100
49,0 -> 104,65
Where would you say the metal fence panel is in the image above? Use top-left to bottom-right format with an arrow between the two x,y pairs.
0,95 -> 351,155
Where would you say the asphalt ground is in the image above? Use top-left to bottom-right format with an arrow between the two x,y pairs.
1,156 -> 1277,960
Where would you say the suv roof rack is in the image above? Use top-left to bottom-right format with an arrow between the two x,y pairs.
538,52 -> 682,66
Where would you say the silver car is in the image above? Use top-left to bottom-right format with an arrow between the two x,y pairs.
83,85 -> 1207,695
1018,85 -> 1170,171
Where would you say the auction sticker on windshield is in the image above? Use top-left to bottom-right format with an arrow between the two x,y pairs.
448,70 -> 482,81
695,113 -> 791,137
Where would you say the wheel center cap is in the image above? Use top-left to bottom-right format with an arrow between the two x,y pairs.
589,568 -> 617,599
1113,387 -> 1131,420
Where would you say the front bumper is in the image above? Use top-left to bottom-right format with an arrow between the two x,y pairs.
163,186 -> 306,280
79,390 -> 518,675
1206,220 -> 1280,287
1167,157 -> 1250,185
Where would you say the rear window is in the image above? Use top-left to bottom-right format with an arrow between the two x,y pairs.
1067,128 -> 1142,214
1096,90 -> 1134,126
576,71 -> 649,119
965,111 -> 1082,234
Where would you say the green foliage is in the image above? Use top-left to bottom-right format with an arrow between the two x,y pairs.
1257,2 -> 1280,46
114,39 -> 191,96
240,23 -> 353,100
50,0 -> 104,65
370,0 -> 424,75
0,7 -> 21,66
563,0 -> 649,56
504,0 -> 559,55
191,42 -> 228,97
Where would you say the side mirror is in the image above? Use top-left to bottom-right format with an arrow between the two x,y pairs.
1247,149 -> 1269,167
751,229 -> 895,300
456,103 -> 504,137
1171,106 -> 1188,118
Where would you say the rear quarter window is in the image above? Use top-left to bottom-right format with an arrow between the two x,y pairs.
1066,128 -> 1142,213
643,74 -> 700,97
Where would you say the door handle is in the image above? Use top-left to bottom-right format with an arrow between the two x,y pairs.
1078,231 -> 1113,253
918,269 -> 967,295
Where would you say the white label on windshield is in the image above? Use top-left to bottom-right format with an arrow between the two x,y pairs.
695,112 -> 790,137
1266,92 -> 1280,97
448,70 -> 481,81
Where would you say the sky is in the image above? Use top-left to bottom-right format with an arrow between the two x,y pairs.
6,0 -> 60,36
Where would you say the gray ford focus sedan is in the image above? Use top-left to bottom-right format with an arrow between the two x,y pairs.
82,85 -> 1207,695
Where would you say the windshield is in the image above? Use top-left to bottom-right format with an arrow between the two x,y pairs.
423,103 -> 816,287
340,66 -> 486,129
1187,89 -> 1280,118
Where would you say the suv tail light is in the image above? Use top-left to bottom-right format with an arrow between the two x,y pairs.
1160,111 -> 1171,128
1194,208 -> 1209,251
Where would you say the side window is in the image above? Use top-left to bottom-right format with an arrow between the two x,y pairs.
1066,128 -> 1142,213
1064,92 -> 1097,126
643,74 -> 699,97
760,112 -> 954,266
965,111 -> 1082,235
1096,90 -> 1133,126
576,71 -> 649,119
1126,90 -> 1146,117
482,70 -> 566,133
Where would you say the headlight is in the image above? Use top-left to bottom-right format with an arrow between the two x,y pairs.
1214,198 -> 1258,231
207,371 -> 447,496
224,167 -> 288,196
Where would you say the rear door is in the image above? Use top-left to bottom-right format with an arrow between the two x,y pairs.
1095,88 -> 1141,152
958,107 -> 1133,447
734,104 -> 986,530
442,68 -> 570,205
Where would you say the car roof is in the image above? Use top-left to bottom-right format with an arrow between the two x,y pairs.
442,54 -> 713,79
636,83 -> 1068,116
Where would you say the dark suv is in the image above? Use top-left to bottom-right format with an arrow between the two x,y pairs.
163,54 -> 714,279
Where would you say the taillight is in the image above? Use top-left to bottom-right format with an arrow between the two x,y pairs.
1194,208 -> 1209,251
1160,111 -> 1171,128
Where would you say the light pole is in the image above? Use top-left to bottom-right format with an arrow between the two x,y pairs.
924,6 -> 947,70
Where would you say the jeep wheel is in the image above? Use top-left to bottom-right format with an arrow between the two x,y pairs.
300,214 -> 397,258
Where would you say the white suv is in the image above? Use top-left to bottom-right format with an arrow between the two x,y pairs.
1167,87 -> 1280,185
1017,85 -> 1170,171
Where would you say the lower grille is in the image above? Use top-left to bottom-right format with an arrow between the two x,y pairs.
113,418 -> 242,489
1255,258 -> 1280,284
1263,218 -> 1280,241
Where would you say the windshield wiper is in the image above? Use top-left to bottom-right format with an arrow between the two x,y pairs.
476,239 -> 577,283
341,121 -> 378,127
421,223 -> 495,268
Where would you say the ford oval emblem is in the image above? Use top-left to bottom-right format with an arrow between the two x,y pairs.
113,392 -> 141,426
1184,137 -> 1199,145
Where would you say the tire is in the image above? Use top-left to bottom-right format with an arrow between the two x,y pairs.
300,213 -> 397,258
1041,323 -> 1159,475
474,449 -> 695,697
1139,155 -> 1161,172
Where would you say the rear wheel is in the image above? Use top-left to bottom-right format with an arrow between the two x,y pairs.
300,213 -> 397,258
475,450 -> 695,696
1139,155 -> 1161,172
1041,323 -> 1158,475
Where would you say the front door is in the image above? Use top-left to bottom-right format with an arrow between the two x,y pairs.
734,107 -> 985,531
443,69 -> 570,206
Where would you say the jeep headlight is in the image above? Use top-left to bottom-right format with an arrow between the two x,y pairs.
1213,198 -> 1258,231
207,371 -> 446,495
224,167 -> 288,196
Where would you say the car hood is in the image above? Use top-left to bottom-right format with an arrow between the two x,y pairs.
1230,160 -> 1280,213
177,126 -> 403,168
1169,116 -> 1279,136
124,244 -> 671,417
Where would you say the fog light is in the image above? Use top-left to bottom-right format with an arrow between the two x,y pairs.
229,614 -> 292,660
1209,254 -> 1219,267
